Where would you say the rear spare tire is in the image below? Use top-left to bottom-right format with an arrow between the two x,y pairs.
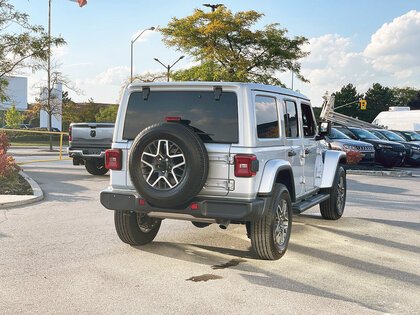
129,123 -> 209,208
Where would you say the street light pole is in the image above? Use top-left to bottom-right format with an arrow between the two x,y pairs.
153,56 -> 185,82
131,27 -> 155,83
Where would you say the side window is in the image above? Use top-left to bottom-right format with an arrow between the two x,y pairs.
255,95 -> 279,139
283,100 -> 299,138
300,103 -> 316,137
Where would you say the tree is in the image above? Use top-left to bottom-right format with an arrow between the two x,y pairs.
4,103 -> 22,128
119,72 -> 166,101
78,98 -> 100,122
333,83 -> 362,118
160,7 -> 309,85
0,0 -> 65,100
362,83 -> 394,122
407,90 -> 420,110
31,62 -> 80,149
392,87 -> 418,107
95,105 -> 118,123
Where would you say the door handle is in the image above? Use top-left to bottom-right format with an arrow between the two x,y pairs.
288,150 -> 296,157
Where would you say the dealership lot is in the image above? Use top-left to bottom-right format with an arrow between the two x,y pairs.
0,152 -> 419,314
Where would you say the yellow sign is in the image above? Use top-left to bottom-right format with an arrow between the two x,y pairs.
360,100 -> 367,110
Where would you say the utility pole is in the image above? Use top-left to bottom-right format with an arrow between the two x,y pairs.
47,0 -> 52,150
153,56 -> 185,82
291,70 -> 294,91
202,3 -> 224,12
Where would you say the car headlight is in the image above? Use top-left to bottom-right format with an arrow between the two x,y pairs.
343,145 -> 357,151
410,145 -> 420,152
377,144 -> 393,149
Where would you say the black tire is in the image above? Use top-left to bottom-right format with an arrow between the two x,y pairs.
85,158 -> 108,175
191,222 -> 211,228
250,184 -> 292,260
319,166 -> 346,220
114,211 -> 161,245
129,123 -> 209,208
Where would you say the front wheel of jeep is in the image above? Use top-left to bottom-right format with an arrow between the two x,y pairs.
114,211 -> 161,245
250,184 -> 292,260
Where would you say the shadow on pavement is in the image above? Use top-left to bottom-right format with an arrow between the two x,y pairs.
359,217 -> 420,232
306,223 -> 420,254
134,240 -> 384,312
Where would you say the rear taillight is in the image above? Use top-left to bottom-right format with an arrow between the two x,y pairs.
68,126 -> 72,141
234,155 -> 258,177
166,117 -> 181,122
105,149 -> 122,170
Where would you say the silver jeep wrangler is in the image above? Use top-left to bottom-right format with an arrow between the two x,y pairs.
100,82 -> 346,260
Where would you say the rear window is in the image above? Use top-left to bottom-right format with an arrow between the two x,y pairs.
123,91 -> 238,143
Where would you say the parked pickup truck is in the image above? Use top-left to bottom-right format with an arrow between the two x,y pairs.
100,82 -> 347,260
68,122 -> 114,175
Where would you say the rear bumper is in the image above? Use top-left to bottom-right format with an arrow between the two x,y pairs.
68,148 -> 107,159
100,189 -> 268,222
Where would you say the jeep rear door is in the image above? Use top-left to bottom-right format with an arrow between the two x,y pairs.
282,99 -> 305,197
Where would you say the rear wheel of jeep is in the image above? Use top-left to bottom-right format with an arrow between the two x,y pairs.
250,184 -> 292,260
129,123 -> 209,208
319,166 -> 346,220
85,158 -> 108,175
114,211 -> 161,245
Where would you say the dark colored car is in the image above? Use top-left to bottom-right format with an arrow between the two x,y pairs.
369,129 -> 420,166
392,130 -> 420,146
336,127 -> 406,168
326,128 -> 375,165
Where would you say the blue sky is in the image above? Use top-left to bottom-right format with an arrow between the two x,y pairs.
11,0 -> 420,106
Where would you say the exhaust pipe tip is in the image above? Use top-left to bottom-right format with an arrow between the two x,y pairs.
218,220 -> 230,230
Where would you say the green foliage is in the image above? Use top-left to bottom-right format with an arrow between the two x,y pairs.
362,83 -> 394,122
160,7 -> 309,85
407,90 -> 420,110
0,0 -> 66,100
5,104 -> 22,128
333,84 -> 362,118
78,99 -> 100,122
391,87 -> 418,107
29,116 -> 40,127
95,105 -> 118,123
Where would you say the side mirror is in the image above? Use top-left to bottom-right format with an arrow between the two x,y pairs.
316,121 -> 331,140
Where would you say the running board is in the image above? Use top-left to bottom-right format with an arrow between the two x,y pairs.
292,194 -> 330,214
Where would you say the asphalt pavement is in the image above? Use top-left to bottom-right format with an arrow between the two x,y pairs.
1,148 -> 419,314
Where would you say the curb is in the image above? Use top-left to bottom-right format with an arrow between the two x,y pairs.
0,171 -> 44,209
346,169 -> 412,177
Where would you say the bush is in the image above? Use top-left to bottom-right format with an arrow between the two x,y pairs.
346,150 -> 363,165
331,147 -> 363,165
1,130 -> 69,143
0,132 -> 20,182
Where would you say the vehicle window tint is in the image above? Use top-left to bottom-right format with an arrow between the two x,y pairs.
283,101 -> 299,138
338,128 -> 357,139
255,96 -> 279,138
300,103 -> 316,137
123,91 -> 238,143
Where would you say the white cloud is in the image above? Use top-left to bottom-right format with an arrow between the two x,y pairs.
85,66 -> 130,86
364,10 -> 420,75
297,10 -> 420,107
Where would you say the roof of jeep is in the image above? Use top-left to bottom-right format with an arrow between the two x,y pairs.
127,81 -> 310,102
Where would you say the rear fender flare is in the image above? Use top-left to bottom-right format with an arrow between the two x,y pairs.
258,160 -> 295,201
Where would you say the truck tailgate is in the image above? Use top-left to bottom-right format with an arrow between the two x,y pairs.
70,123 -> 114,149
